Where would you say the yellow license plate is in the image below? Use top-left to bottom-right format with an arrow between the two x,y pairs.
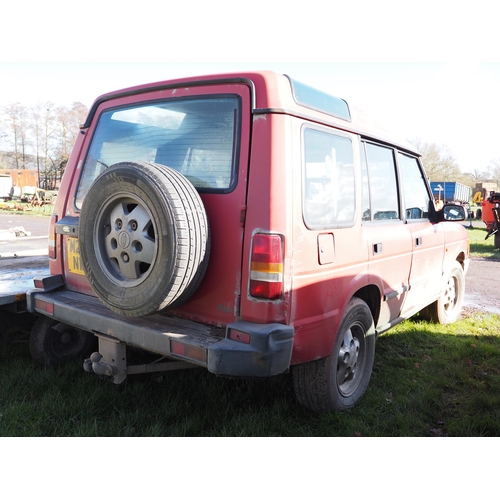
67,238 -> 85,275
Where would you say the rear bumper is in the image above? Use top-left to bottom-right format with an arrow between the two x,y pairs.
27,287 -> 294,377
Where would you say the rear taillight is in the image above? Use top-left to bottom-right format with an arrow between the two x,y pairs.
48,214 -> 58,259
250,233 -> 283,300
34,297 -> 54,315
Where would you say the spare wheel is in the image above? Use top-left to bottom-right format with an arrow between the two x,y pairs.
79,161 -> 210,317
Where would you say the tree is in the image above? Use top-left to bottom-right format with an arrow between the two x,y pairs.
487,158 -> 500,185
0,100 -> 88,189
53,102 -> 88,186
1,102 -> 32,169
411,138 -> 463,183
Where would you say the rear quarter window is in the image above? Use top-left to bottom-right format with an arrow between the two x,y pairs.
303,128 -> 355,229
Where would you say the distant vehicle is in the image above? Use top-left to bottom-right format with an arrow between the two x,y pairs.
27,71 -> 469,412
0,175 -> 12,200
482,192 -> 500,249
430,181 -> 471,204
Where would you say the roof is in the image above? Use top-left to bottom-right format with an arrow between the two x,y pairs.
84,70 -> 419,156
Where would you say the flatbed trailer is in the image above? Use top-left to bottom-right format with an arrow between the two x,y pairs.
0,255 -> 49,311
0,255 -> 49,350
1,254 -> 96,362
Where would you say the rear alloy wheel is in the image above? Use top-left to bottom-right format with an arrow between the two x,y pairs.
79,162 -> 210,317
29,316 -> 96,366
293,297 -> 376,413
420,261 -> 464,325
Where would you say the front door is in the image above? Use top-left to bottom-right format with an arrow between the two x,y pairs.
397,153 -> 445,314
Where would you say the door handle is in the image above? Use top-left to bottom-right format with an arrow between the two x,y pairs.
373,243 -> 382,255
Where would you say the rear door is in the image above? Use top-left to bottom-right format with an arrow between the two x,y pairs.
61,82 -> 252,326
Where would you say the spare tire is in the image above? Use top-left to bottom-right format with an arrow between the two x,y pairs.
79,161 -> 210,317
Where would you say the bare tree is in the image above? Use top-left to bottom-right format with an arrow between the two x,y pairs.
468,168 -> 488,182
1,100 -> 89,190
40,104 -> 58,189
1,102 -> 32,169
411,138 -> 462,183
52,102 -> 88,186
30,102 -> 45,181
487,159 -> 500,185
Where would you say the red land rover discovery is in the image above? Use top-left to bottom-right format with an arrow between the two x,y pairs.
28,71 -> 469,412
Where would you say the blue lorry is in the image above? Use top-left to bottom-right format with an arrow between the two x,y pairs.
430,182 -> 471,204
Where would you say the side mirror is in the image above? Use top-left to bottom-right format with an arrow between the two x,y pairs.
442,204 -> 466,221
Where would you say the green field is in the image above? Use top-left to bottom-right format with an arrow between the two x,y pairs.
0,310 -> 498,437
1,218 -> 499,437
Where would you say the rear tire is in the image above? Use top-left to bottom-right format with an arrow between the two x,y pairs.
293,297 -> 376,413
419,261 -> 464,325
29,316 -> 96,366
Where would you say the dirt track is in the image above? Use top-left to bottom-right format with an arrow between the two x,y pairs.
463,258 -> 500,316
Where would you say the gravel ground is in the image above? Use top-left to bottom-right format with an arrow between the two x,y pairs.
463,257 -> 500,316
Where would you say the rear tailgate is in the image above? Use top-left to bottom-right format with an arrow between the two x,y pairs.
58,82 -> 253,326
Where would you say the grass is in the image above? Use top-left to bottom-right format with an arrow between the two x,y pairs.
1,311 -> 500,437
466,224 -> 500,259
0,203 -> 52,217
0,215 -> 498,437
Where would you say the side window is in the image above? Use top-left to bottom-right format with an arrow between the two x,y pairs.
360,142 -> 371,221
303,128 -> 355,228
363,142 -> 399,221
398,153 -> 431,219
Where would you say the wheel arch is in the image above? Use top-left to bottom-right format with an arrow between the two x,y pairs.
353,284 -> 381,327
455,251 -> 467,269
290,282 -> 381,366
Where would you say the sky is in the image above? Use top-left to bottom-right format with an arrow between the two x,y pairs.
2,1 -> 499,176
2,61 -> 499,174
2,0 -> 497,484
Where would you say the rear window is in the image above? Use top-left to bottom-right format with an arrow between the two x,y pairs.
76,97 -> 240,209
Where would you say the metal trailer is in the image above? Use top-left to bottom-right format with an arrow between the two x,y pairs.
0,255 -> 96,363
0,255 -> 96,361
0,255 -> 49,351
430,182 -> 472,204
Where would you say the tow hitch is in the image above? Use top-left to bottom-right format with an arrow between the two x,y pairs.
83,333 -> 200,384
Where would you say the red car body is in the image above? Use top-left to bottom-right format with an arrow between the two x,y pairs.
28,71 -> 469,411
